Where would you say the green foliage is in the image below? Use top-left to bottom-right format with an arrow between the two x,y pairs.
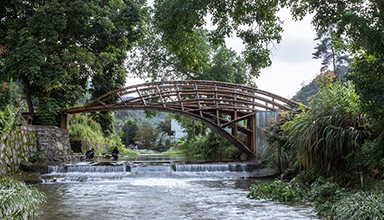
168,114 -> 207,142
128,17 -> 257,86
0,0 -> 146,118
68,114 -> 107,154
261,112 -> 295,172
249,177 -> 384,219
312,29 -> 350,79
292,77 -> 321,105
161,148 -> 187,156
284,81 -> 370,177
348,54 -> 384,129
157,119 -> 174,136
89,112 -> 115,138
187,131 -> 241,160
0,177 -> 46,219
36,97 -> 59,126
0,81 -> 24,140
133,123 -> 159,149
309,177 -> 346,217
347,132 -> 384,183
121,119 -> 139,146
247,178 -> 308,203
284,0 -> 384,130
153,0 -> 283,76
330,191 -> 384,220
0,105 -> 18,140
107,144 -> 139,157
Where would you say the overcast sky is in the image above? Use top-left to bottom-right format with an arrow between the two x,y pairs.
226,9 -> 321,98
126,7 -> 322,99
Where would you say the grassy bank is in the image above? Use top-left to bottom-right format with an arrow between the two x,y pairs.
247,177 -> 384,219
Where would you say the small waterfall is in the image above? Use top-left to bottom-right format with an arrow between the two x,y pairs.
47,161 -> 128,173
66,166 -> 126,173
48,166 -> 66,173
131,165 -> 173,173
176,164 -> 247,172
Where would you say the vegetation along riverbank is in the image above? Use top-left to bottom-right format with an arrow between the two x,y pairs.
248,77 -> 384,219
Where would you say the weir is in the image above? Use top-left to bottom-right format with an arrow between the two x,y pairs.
41,160 -> 275,183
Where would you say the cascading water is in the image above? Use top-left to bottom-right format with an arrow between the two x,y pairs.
36,156 -> 319,220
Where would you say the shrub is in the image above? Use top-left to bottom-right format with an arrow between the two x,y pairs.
108,144 -> 139,157
0,177 -> 46,219
186,131 -> 241,160
262,112 -> 295,172
68,114 -> 107,154
0,81 -> 24,140
247,178 -> 308,203
330,191 -> 384,220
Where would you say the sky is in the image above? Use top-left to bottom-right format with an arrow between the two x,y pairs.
126,8 -> 322,99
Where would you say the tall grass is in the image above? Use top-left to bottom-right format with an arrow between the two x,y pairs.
330,191 -> 384,220
0,177 -> 46,219
284,82 -> 370,176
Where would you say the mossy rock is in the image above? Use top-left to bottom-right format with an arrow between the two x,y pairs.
10,172 -> 43,184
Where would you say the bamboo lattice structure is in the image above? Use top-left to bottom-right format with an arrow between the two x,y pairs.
64,80 -> 300,157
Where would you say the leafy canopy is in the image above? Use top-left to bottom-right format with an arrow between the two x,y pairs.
152,0 -> 283,77
0,0 -> 146,125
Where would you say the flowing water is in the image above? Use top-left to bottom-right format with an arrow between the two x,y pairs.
36,155 -> 318,220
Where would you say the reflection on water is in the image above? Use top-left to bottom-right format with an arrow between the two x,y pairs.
36,156 -> 319,220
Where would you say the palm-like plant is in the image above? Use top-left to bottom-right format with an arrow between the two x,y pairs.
0,177 -> 46,219
284,81 -> 370,175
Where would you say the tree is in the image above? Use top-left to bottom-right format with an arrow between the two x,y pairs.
127,1 -> 284,81
312,29 -> 350,80
195,46 -> 256,87
89,65 -> 127,137
133,123 -> 159,149
121,119 -> 139,146
157,118 -> 174,136
153,0 -> 283,77
0,0 -> 145,125
283,0 -> 384,128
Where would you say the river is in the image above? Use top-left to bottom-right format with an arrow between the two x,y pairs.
35,155 -> 318,220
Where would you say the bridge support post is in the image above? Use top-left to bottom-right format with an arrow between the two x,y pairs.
247,114 -> 256,154
231,113 -> 238,138
60,111 -> 68,130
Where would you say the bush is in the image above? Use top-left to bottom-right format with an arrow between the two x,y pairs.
248,177 -> 384,219
261,112 -> 295,172
330,191 -> 384,220
186,131 -> 241,160
0,177 -> 46,219
68,114 -> 107,154
309,177 -> 346,218
0,81 -> 24,140
107,144 -> 139,157
247,178 -> 308,203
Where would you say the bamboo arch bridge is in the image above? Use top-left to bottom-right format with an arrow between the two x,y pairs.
61,80 -> 300,157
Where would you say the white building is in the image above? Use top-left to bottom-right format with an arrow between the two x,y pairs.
170,119 -> 187,140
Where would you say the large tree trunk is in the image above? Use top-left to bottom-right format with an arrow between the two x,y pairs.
22,76 -> 34,113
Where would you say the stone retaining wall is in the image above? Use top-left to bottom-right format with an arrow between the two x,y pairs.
31,125 -> 71,157
0,125 -> 71,175
0,126 -> 36,175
